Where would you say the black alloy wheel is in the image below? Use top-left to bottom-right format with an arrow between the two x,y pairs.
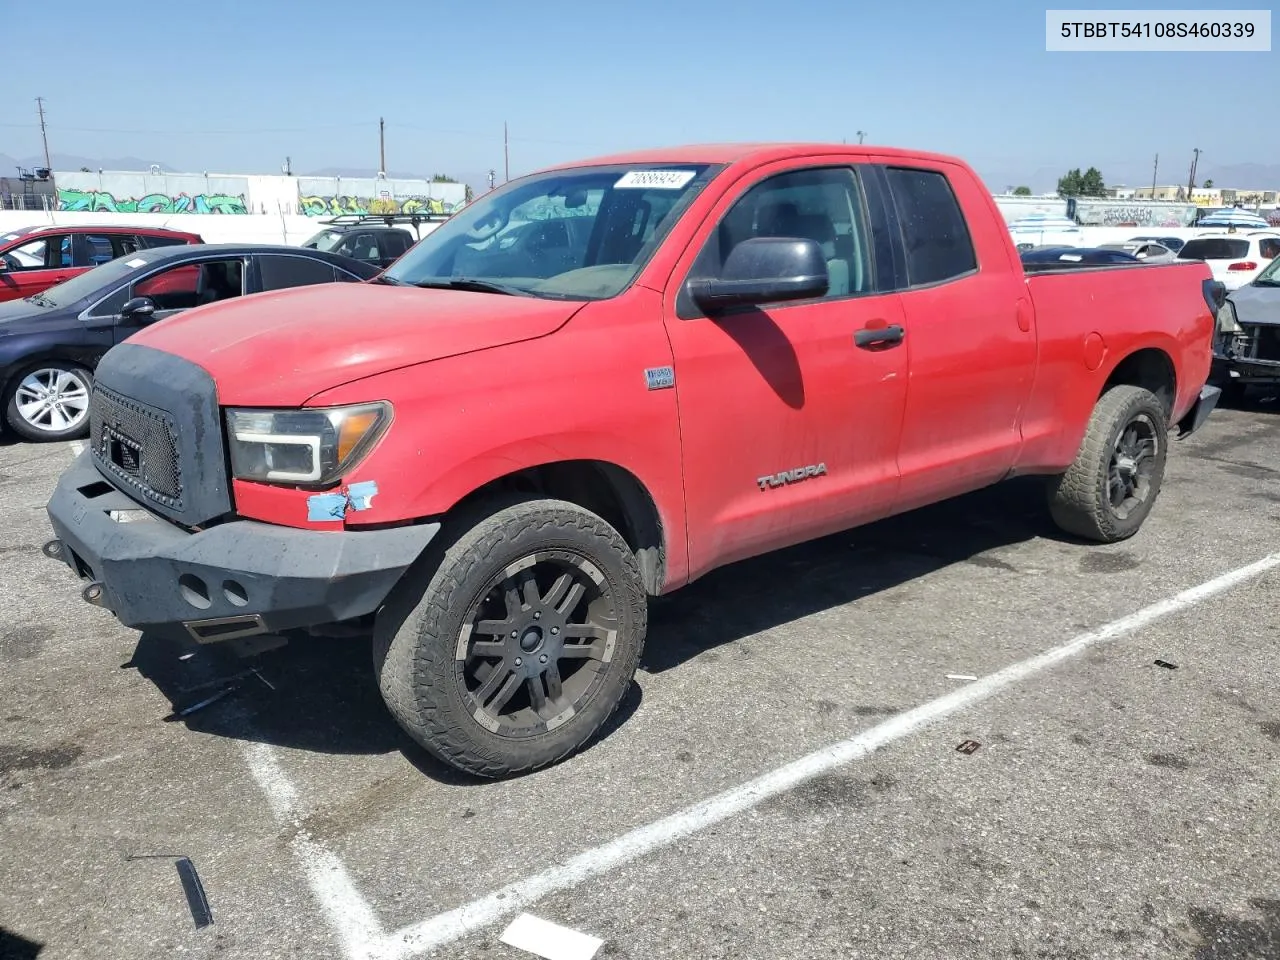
458,550 -> 618,737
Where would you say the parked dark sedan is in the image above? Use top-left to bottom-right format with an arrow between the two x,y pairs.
0,244 -> 378,442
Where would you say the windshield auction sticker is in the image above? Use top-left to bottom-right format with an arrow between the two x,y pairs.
1046,9 -> 1271,50
615,170 -> 697,190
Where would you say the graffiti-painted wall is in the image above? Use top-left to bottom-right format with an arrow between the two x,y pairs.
55,171 -> 250,214
296,177 -> 466,217
1068,197 -> 1199,228
53,171 -> 468,217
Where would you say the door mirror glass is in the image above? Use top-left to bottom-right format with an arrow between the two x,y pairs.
687,237 -> 829,312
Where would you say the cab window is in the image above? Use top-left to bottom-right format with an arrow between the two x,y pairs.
687,166 -> 874,301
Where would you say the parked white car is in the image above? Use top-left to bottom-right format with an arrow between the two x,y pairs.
1177,231 -> 1280,290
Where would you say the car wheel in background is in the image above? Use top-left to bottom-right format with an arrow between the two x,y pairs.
4,362 -> 94,443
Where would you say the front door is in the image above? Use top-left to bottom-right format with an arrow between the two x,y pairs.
0,232 -> 77,302
115,257 -> 248,342
663,161 -> 908,579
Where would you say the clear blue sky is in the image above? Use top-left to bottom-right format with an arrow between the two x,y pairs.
2,0 -> 1275,191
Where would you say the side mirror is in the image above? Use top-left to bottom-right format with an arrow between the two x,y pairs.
686,237 -> 829,313
120,296 -> 156,320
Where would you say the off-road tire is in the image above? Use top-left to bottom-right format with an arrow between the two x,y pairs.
4,361 -> 93,443
1047,384 -> 1168,543
373,496 -> 648,779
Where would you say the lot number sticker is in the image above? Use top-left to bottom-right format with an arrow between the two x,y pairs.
615,169 -> 696,190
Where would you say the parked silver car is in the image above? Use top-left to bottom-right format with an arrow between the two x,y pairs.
1211,253 -> 1280,399
1097,240 -> 1179,263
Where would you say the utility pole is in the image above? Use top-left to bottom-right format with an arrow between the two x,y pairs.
504,122 -> 510,183
35,97 -> 51,171
379,117 -> 386,174
1150,153 -> 1158,196
1187,147 -> 1201,196
856,130 -> 865,144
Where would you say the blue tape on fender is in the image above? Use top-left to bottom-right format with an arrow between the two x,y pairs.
306,481 -> 379,522
306,493 -> 348,522
346,481 -> 378,511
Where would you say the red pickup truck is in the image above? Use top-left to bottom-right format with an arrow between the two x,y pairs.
45,144 -> 1222,778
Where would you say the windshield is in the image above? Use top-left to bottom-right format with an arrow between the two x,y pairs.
382,163 -> 717,300
305,229 -> 345,252
26,255 -> 154,309
1254,256 -> 1280,284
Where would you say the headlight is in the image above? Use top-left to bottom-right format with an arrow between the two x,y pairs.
225,402 -> 392,485
1217,301 -> 1242,333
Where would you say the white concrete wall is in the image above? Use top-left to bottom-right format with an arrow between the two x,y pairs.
0,210 -> 443,246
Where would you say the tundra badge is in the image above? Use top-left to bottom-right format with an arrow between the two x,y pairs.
757,463 -> 828,491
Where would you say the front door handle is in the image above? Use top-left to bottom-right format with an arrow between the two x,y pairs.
854,324 -> 905,348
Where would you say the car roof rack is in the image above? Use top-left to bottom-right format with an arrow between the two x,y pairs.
316,212 -> 454,230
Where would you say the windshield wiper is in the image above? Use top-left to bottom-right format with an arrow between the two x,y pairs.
23,293 -> 55,308
1253,278 -> 1278,286
413,277 -> 532,297
372,273 -> 405,285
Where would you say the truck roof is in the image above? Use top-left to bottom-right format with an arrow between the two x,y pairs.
539,142 -> 967,173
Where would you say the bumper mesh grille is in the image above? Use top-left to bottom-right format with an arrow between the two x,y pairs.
89,384 -> 183,508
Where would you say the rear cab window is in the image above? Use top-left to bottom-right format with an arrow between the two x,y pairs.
1179,239 -> 1250,260
883,167 -> 978,286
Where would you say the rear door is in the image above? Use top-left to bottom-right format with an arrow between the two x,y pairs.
875,162 -> 1037,511
75,233 -> 142,268
663,159 -> 909,576
252,253 -> 346,292
0,232 -> 76,301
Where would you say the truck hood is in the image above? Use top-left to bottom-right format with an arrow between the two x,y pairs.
129,282 -> 585,405
1228,281 -> 1280,326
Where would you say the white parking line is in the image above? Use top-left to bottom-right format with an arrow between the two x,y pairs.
226,548 -> 1280,960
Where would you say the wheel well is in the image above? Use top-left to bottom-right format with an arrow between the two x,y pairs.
450,461 -> 667,594
1103,348 -> 1176,418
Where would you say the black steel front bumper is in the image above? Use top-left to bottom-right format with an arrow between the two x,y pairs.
1211,352 -> 1280,387
45,451 -> 438,642
1175,383 -> 1222,440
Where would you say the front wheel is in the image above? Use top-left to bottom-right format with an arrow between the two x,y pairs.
373,497 -> 648,778
4,362 -> 93,442
1047,384 -> 1169,543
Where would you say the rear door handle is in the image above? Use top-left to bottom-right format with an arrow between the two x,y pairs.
854,324 -> 905,348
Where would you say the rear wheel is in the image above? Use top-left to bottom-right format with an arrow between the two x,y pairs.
4,362 -> 93,442
1047,384 -> 1168,543
373,497 -> 647,778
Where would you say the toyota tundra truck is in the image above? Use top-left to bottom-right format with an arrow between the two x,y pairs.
44,144 -> 1223,778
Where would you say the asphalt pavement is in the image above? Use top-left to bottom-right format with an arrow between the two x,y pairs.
1,398 -> 1278,960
